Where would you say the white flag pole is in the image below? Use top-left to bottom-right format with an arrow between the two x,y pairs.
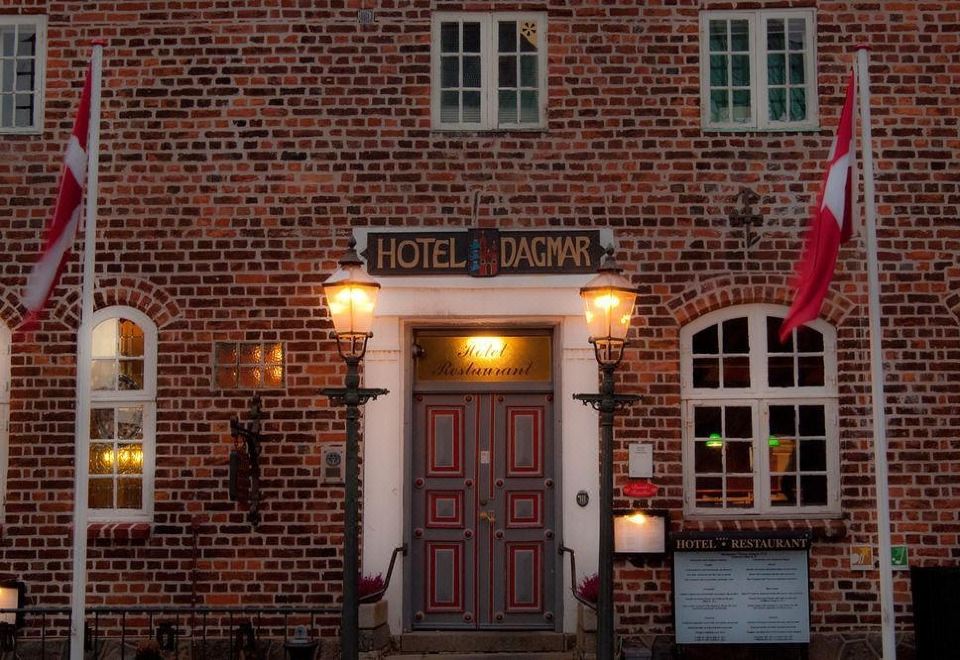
855,44 -> 897,660
69,39 -> 105,660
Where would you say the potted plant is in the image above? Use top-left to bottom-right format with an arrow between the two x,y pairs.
358,573 -> 390,652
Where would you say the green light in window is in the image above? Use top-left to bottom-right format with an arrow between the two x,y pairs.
768,436 -> 781,447
706,433 -> 723,448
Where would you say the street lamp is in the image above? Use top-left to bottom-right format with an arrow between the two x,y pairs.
573,247 -> 640,660
321,238 -> 389,660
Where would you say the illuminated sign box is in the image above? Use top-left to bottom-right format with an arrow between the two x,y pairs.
613,510 -> 668,556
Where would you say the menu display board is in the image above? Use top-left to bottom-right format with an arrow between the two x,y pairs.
672,533 -> 811,646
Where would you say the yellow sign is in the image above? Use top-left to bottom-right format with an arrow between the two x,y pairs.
416,335 -> 552,383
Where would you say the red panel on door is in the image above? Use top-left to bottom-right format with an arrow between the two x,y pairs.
506,407 -> 543,476
426,542 -> 464,612
427,490 -> 465,528
427,407 -> 464,476
505,543 -> 543,611
506,491 -> 543,528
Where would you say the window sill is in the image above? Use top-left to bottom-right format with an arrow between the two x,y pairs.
430,127 -> 549,136
678,516 -> 847,542
87,522 -> 152,542
700,125 -> 822,135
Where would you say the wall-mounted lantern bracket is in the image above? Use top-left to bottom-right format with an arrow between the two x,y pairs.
230,395 -> 265,528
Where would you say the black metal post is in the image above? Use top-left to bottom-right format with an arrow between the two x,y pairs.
321,354 -> 388,660
574,356 -> 640,660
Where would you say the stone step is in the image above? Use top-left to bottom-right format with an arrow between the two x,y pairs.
388,654 -> 575,660
399,632 -> 571,654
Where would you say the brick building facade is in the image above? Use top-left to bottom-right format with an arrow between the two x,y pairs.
1,1 -> 958,658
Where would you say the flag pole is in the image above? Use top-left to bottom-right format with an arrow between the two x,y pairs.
855,44 -> 897,660
69,39 -> 105,660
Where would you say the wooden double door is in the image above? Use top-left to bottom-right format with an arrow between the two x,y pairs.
410,392 -> 557,629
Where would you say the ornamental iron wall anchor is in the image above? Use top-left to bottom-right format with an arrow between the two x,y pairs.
728,187 -> 765,259
230,395 -> 265,528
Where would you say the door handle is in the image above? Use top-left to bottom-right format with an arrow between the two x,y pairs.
479,511 -> 496,523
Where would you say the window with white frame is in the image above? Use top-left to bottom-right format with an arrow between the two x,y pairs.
87,308 -> 156,521
0,15 -> 46,132
431,12 -> 547,130
680,305 -> 839,516
699,9 -> 818,131
0,324 -> 9,512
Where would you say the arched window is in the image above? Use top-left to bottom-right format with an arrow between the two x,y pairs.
680,304 -> 839,516
0,323 -> 9,512
87,307 -> 156,521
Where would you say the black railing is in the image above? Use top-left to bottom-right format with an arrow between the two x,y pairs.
0,604 -> 340,659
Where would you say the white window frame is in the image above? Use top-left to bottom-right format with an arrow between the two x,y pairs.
699,9 -> 818,131
431,12 -> 548,131
86,307 -> 157,522
0,14 -> 47,134
0,324 -> 9,513
680,304 -> 840,518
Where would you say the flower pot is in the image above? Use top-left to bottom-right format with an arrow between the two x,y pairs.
359,599 -> 390,652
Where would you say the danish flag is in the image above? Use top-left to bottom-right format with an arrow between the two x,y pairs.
780,73 -> 857,343
21,65 -> 94,329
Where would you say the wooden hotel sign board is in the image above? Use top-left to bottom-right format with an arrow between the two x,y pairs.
363,229 -> 603,277
672,532 -> 811,648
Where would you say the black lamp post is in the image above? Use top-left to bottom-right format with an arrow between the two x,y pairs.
573,247 -> 640,660
321,239 -> 388,660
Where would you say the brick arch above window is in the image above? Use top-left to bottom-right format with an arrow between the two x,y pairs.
52,277 -> 182,330
665,274 -> 856,329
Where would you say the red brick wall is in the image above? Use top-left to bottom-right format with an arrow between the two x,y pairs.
1,0 -> 958,643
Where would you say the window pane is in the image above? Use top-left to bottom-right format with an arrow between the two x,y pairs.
771,475 -> 796,506
798,405 -> 825,436
726,476 -> 753,507
520,90 -> 538,123
695,441 -> 723,472
769,405 -> 795,436
16,59 -> 34,92
441,56 -> 459,88
117,478 -> 143,508
769,437 -> 796,473
463,22 -> 481,53
798,355 -> 823,386
265,365 -> 284,388
696,477 -> 723,507
732,89 -> 751,122
462,56 -> 480,87
90,408 -> 115,440
722,317 -> 749,353
767,53 -> 785,85
440,22 -> 459,52
765,88 -> 785,124
727,441 -> 753,473
215,343 -> 238,365
440,90 -> 459,123
694,406 -> 722,438
800,475 -> 827,505
788,19 -> 806,50
693,357 -> 720,388
692,326 -> 719,354
731,54 -> 750,86
239,366 -> 262,388
90,443 -> 114,475
216,366 -> 237,388
520,55 -> 537,87
768,355 -> 793,387
498,21 -> 516,52
519,21 -> 537,52
117,407 -> 143,440
119,359 -> 144,390
118,443 -> 143,474
91,359 -> 116,390
240,343 -> 262,364
789,53 -> 805,84
796,326 -> 823,352
709,20 -> 727,51
93,319 -> 118,357
710,89 -> 729,123
730,20 -> 749,51
789,87 -> 806,121
498,90 -> 517,123
462,91 -> 481,122
767,316 -> 793,351
14,95 -> 32,127
499,56 -> 517,87
118,319 -> 144,357
722,356 -> 750,387
800,439 -> 826,471
89,479 -> 114,509
0,27 -> 14,57
1,60 -> 13,94
725,406 -> 752,438
0,94 -> 10,126
710,54 -> 727,86
767,19 -> 785,50
266,343 -> 283,364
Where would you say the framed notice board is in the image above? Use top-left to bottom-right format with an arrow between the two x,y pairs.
672,532 -> 811,653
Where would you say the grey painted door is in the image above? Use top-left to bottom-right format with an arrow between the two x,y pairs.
411,392 -> 556,629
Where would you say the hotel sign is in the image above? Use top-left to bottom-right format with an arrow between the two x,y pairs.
415,335 -> 552,383
364,229 -> 603,277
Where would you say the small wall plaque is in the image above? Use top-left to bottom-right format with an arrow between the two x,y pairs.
321,443 -> 345,484
576,490 -> 589,507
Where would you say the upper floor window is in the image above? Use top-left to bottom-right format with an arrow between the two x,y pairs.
213,341 -> 285,390
699,9 -> 818,131
88,308 -> 156,521
0,15 -> 46,133
431,12 -> 547,130
680,305 -> 839,517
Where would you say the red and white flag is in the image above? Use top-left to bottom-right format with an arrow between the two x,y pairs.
21,65 -> 94,329
780,73 -> 857,343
